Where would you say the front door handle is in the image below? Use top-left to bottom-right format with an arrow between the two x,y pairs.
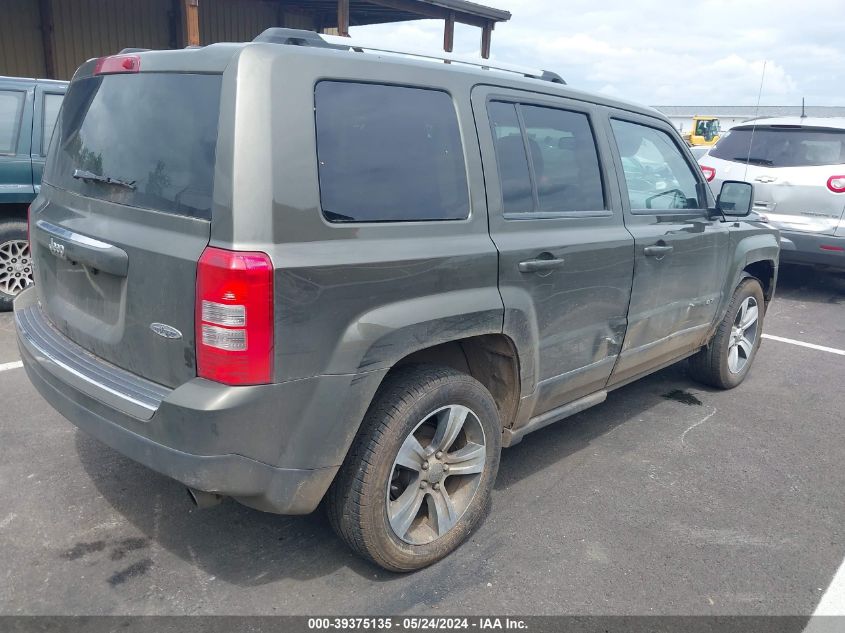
518,257 -> 565,273
643,245 -> 674,258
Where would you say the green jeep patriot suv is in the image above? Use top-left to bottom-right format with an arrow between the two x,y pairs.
15,30 -> 778,571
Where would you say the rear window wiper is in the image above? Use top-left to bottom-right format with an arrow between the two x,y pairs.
72,169 -> 136,190
733,156 -> 774,166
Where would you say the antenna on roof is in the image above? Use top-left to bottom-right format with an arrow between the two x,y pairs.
743,60 -> 767,182
801,97 -> 807,119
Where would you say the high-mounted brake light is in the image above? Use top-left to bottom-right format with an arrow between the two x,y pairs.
700,165 -> 716,183
826,175 -> 845,193
196,247 -> 274,385
94,54 -> 141,75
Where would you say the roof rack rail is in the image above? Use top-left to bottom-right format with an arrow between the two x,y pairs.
253,28 -> 565,85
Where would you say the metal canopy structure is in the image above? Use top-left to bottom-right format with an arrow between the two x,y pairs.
180,0 -> 512,57
0,0 -> 512,81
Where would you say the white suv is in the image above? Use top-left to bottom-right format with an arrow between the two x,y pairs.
700,117 -> 845,269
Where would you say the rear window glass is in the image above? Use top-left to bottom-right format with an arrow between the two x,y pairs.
45,73 -> 221,219
0,90 -> 25,154
315,81 -> 469,223
710,126 -> 845,167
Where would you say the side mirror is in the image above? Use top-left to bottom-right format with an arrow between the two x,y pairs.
717,180 -> 754,217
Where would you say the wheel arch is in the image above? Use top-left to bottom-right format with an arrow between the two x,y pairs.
392,334 -> 522,432
1,203 -> 30,222
742,259 -> 777,303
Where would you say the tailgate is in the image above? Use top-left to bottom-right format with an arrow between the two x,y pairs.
32,70 -> 222,388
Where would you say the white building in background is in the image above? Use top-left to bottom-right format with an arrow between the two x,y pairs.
654,105 -> 845,134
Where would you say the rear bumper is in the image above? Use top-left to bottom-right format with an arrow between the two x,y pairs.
14,288 -> 385,514
779,230 -> 845,269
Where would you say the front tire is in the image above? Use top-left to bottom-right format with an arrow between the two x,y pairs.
327,365 -> 501,572
689,278 -> 765,389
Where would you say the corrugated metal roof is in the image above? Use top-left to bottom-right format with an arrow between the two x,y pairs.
0,0 -> 47,79
420,0 -> 510,21
655,105 -> 845,118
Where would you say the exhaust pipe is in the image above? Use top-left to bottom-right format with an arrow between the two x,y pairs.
186,487 -> 224,509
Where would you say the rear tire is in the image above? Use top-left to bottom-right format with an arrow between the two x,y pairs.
0,219 -> 32,311
689,278 -> 765,389
326,365 -> 501,572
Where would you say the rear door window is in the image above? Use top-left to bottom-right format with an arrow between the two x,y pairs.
487,100 -> 605,216
45,73 -> 221,219
710,126 -> 845,167
521,105 -> 605,212
315,81 -> 469,223
488,101 -> 533,214
0,90 -> 25,155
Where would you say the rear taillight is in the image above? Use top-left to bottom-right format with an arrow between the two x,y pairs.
700,165 -> 716,182
196,247 -> 274,385
94,54 -> 141,75
827,175 -> 845,193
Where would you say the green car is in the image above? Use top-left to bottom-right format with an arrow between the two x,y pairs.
0,76 -> 67,309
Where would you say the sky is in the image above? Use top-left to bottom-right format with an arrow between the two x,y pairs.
351,0 -> 845,107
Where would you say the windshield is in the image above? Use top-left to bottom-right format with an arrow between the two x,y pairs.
710,126 -> 845,167
45,73 -> 221,219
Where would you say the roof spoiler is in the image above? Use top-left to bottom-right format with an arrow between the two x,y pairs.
253,28 -> 347,49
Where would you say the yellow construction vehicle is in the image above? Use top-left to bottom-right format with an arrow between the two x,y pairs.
682,116 -> 721,146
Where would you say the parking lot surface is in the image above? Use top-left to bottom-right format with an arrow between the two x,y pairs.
1,264 -> 843,616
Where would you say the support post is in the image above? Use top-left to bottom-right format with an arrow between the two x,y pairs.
337,0 -> 350,37
38,0 -> 56,79
481,21 -> 492,59
183,0 -> 200,47
443,11 -> 455,53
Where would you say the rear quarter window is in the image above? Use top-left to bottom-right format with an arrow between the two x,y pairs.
315,81 -> 470,223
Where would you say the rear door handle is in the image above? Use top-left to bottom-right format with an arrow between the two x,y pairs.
643,245 -> 674,257
518,257 -> 565,273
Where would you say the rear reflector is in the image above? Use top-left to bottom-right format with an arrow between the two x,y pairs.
196,247 -> 274,385
827,175 -> 845,193
94,54 -> 141,75
820,245 -> 845,252
700,165 -> 716,182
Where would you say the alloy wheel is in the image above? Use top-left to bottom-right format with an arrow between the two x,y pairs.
728,296 -> 759,374
387,405 -> 487,545
0,239 -> 32,297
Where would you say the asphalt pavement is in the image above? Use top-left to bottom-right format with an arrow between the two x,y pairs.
1,264 -> 843,617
